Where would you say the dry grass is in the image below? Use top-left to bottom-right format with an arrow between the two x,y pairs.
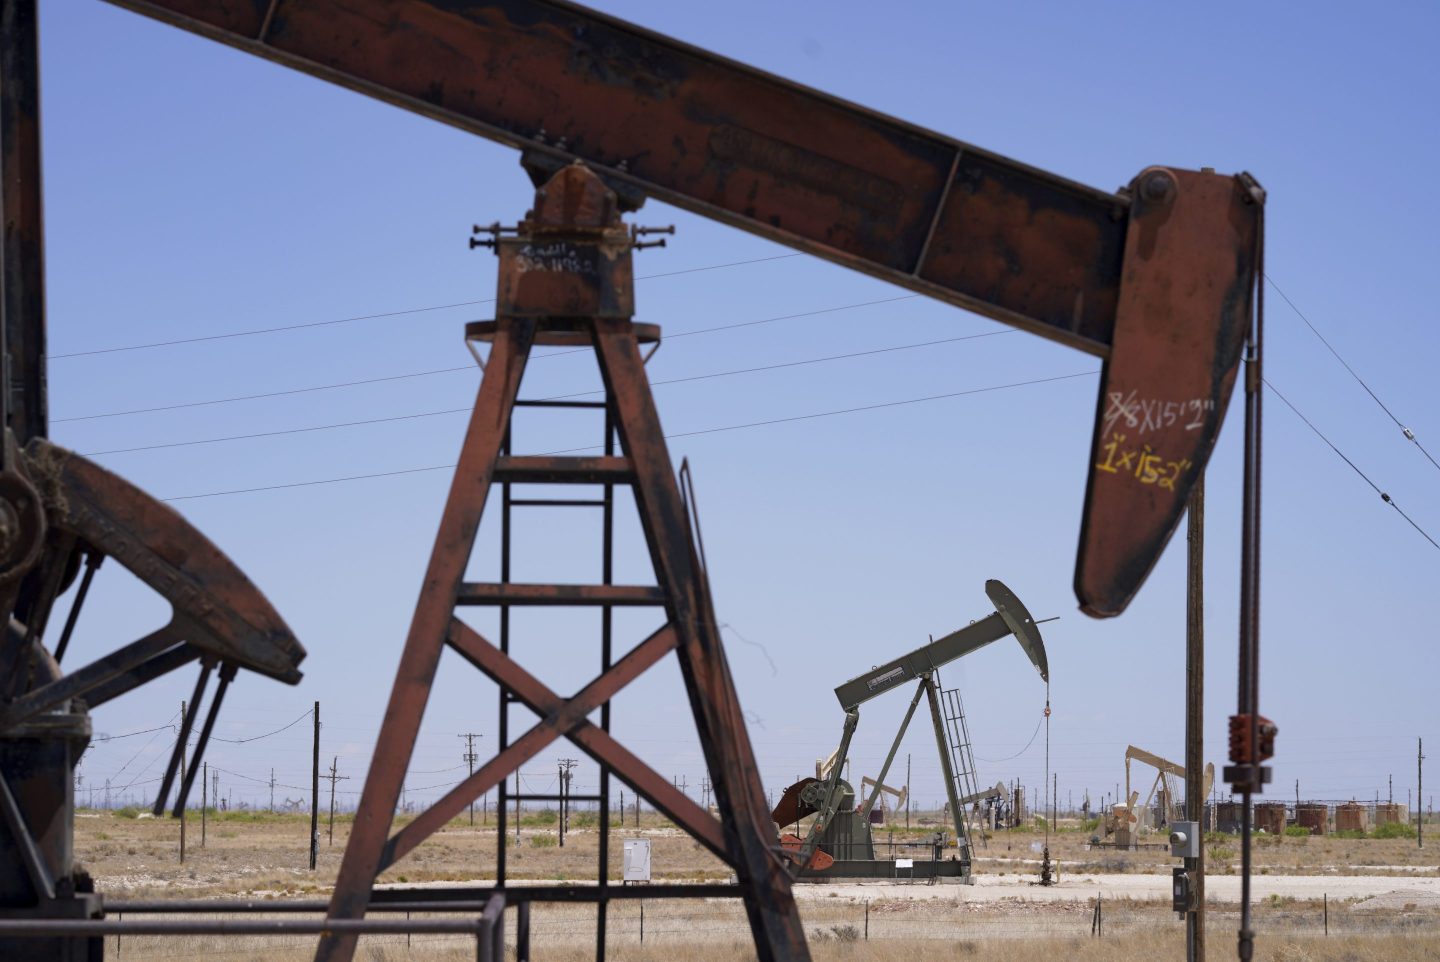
92,927 -> 1440,962
961,819 -> 1439,876
77,809 -> 1437,900
73,809 -> 1439,960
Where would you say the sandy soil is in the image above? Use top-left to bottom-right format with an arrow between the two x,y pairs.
794,874 -> 1440,903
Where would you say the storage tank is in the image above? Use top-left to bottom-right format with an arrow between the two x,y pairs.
1375,803 -> 1406,827
1216,801 -> 1243,834
1254,801 -> 1287,835
1335,801 -> 1365,833
1295,803 -> 1328,835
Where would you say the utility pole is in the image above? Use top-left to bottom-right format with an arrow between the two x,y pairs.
310,701 -> 320,870
269,768 -> 276,814
459,733 -> 482,826
1184,474 -> 1205,962
212,770 -> 220,813
559,758 -> 578,845
1419,738 -> 1425,850
906,754 -> 911,830
201,761 -> 208,847
324,756 -> 348,845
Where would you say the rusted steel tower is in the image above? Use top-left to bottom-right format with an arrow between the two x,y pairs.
319,163 -> 810,962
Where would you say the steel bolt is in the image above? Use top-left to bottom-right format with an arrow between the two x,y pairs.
1139,170 -> 1176,205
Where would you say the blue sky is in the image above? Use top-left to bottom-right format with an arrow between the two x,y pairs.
43,1 -> 1436,821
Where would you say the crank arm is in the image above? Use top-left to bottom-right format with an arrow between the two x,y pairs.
18,438 -> 304,683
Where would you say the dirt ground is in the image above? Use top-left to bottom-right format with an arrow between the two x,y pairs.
74,808 -> 1439,898
71,808 -> 1440,960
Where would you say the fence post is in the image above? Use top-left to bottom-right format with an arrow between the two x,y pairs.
640,901 -> 644,943
517,901 -> 531,962
864,900 -> 869,940
1324,893 -> 1328,936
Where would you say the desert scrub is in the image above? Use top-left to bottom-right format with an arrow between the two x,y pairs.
520,809 -> 559,827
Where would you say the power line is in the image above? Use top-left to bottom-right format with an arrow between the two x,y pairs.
976,715 -> 1044,763
54,364 -> 474,424
161,370 -> 1096,502
1265,377 -> 1439,552
1267,275 -> 1439,475
82,328 -> 1013,457
93,723 -> 178,742
49,254 -> 802,361
207,707 -> 314,744
56,292 -> 920,425
108,710 -> 181,783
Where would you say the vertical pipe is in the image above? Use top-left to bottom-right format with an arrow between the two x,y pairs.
598,394 -> 614,962
1186,475 -> 1205,962
179,701 -> 186,864
201,761 -> 207,848
1233,203 -> 1266,962
0,0 -> 48,448
310,701 -> 320,870
497,421 -> 512,883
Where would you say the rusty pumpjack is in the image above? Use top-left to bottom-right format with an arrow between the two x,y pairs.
772,580 -> 1047,882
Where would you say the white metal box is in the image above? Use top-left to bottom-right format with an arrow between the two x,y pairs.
623,838 -> 651,882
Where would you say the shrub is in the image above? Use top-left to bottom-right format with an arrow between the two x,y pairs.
529,833 -> 558,848
829,925 -> 859,943
1283,826 -> 1311,838
1333,829 -> 1366,840
115,806 -> 140,819
1371,821 -> 1417,840
520,809 -> 558,827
